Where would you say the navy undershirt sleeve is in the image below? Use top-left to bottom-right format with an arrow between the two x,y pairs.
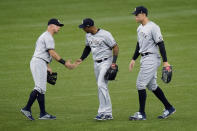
80,46 -> 91,61
157,41 -> 167,62
132,42 -> 140,60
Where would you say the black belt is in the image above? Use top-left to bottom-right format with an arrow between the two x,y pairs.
141,52 -> 152,56
96,58 -> 108,63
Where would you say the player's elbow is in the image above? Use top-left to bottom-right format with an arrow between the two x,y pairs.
48,49 -> 55,54
48,49 -> 56,57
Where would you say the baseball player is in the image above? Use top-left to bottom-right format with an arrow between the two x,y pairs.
74,18 -> 119,120
21,18 -> 74,120
129,6 -> 176,120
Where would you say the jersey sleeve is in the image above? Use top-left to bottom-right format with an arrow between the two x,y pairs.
85,37 -> 89,46
45,36 -> 55,50
152,25 -> 163,44
137,26 -> 140,42
104,32 -> 117,48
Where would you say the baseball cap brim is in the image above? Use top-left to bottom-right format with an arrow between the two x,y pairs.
132,11 -> 137,15
57,23 -> 64,27
79,24 -> 85,28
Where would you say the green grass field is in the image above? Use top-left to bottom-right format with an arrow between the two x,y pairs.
0,0 -> 197,130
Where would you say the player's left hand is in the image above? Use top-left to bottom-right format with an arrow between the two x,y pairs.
47,71 -> 57,85
161,65 -> 172,83
111,63 -> 116,69
105,64 -> 118,80
163,62 -> 170,67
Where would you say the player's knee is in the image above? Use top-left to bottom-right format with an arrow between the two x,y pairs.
98,83 -> 107,90
147,84 -> 158,91
34,86 -> 46,94
98,85 -> 106,90
136,82 -> 146,90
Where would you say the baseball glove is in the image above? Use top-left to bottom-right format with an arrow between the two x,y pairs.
161,66 -> 172,83
47,71 -> 57,85
104,65 -> 118,80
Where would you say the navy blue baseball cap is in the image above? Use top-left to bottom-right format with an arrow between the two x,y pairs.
48,18 -> 64,27
79,18 -> 94,28
132,6 -> 148,16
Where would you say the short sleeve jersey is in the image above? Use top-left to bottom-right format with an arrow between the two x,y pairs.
33,31 -> 55,63
85,29 -> 116,60
137,21 -> 163,54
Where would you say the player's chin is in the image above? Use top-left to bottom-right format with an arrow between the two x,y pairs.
136,20 -> 140,23
54,30 -> 59,34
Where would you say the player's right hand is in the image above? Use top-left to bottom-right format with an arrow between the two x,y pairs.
47,64 -> 52,74
74,59 -> 82,66
129,59 -> 135,72
65,60 -> 75,70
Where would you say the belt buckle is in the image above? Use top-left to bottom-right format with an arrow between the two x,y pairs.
96,58 -> 108,63
141,52 -> 150,56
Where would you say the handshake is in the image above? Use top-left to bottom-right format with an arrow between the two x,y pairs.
64,59 -> 83,70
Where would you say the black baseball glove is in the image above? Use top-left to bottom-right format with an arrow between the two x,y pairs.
161,66 -> 172,83
47,71 -> 57,85
105,65 -> 118,80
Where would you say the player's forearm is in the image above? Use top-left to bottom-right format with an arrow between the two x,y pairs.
48,49 -> 61,61
157,41 -> 167,62
112,44 -> 119,63
132,42 -> 140,60
80,46 -> 91,61
48,49 -> 67,65
113,44 -> 119,56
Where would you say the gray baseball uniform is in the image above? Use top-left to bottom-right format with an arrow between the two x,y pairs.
136,21 -> 163,91
86,29 -> 116,116
31,31 -> 55,94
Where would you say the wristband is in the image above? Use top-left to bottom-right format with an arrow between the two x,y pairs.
58,58 -> 66,65
112,55 -> 117,63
